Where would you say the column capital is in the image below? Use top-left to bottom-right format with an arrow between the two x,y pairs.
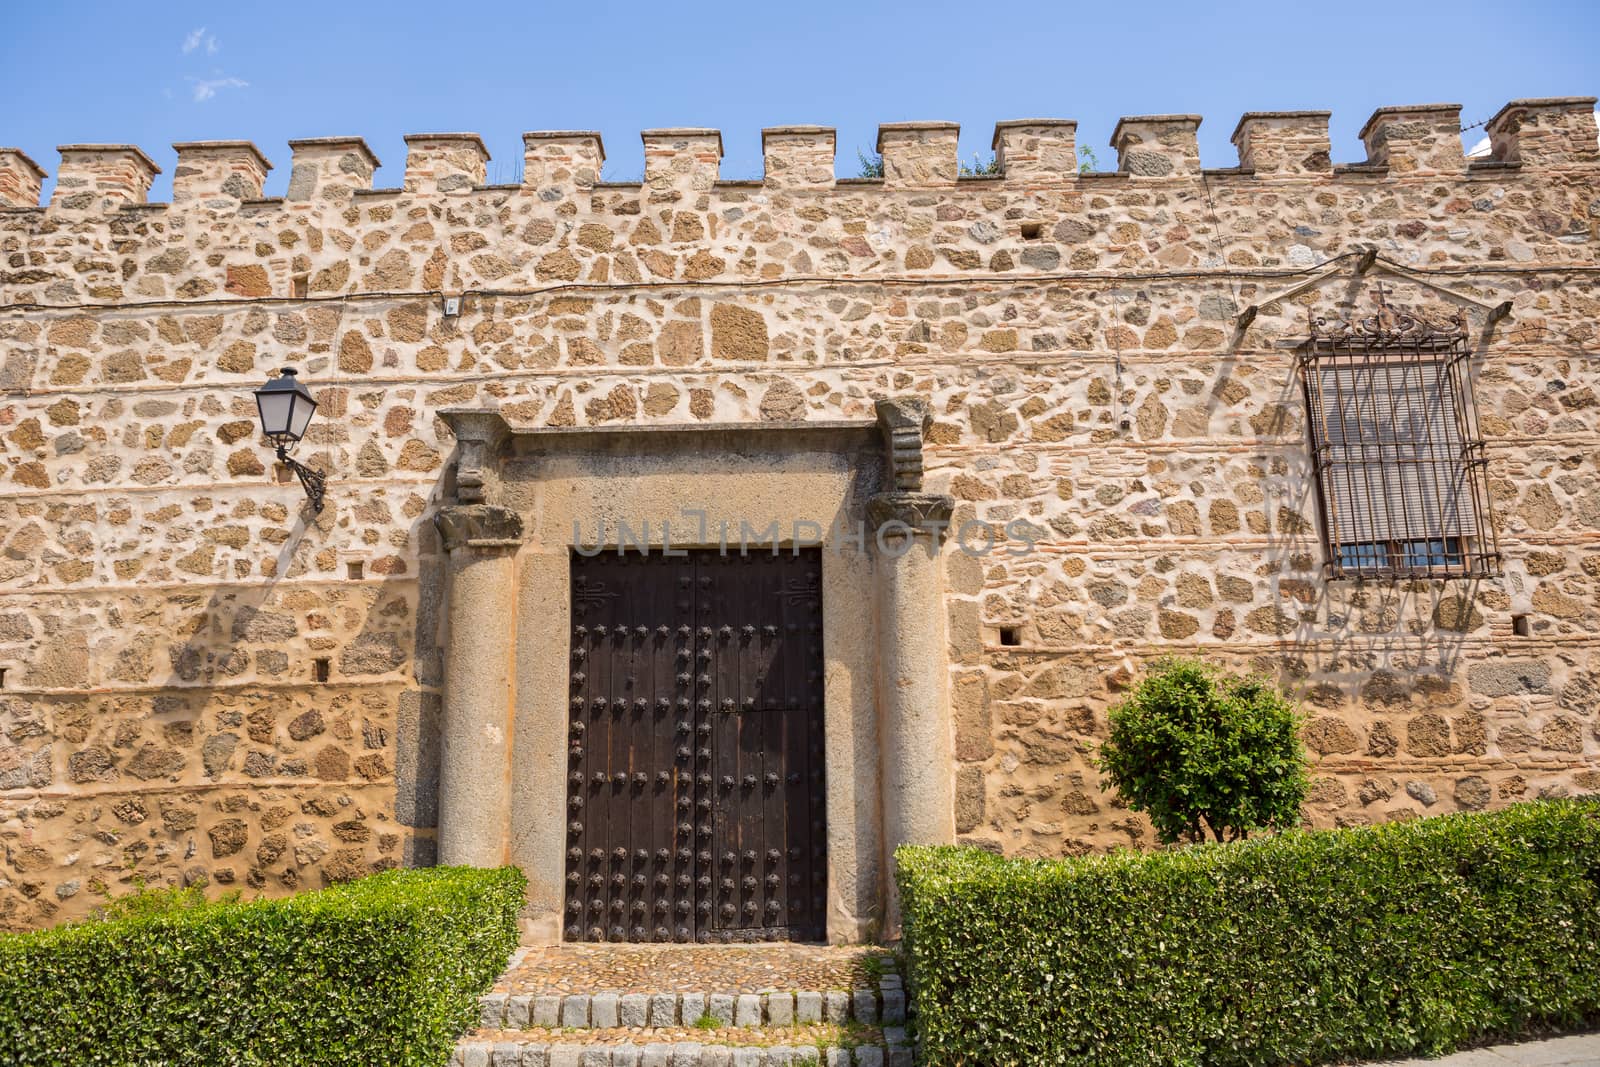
868,491 -> 955,538
435,504 -> 523,551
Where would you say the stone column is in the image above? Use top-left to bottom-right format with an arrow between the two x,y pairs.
869,398 -> 956,933
434,504 -> 522,867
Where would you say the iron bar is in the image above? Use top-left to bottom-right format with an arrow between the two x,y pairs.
1301,290 -> 1498,581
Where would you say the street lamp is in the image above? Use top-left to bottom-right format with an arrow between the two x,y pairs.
253,367 -> 327,514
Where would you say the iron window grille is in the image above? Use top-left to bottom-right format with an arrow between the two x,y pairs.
1299,289 -> 1499,581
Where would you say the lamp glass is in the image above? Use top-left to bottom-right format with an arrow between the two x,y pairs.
287,393 -> 316,441
256,390 -> 296,439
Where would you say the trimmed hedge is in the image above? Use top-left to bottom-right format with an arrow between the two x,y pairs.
898,800 -> 1600,1066
0,866 -> 526,1067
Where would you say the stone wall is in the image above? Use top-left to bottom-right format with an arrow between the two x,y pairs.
1,97 -> 1597,930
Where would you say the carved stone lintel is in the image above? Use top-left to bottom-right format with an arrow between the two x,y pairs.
874,396 -> 932,493
867,492 -> 955,540
435,504 -> 524,552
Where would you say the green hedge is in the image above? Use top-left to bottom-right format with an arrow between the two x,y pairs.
0,866 -> 526,1067
898,799 -> 1600,1066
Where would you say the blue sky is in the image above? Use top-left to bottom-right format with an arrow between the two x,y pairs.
3,0 -> 1596,199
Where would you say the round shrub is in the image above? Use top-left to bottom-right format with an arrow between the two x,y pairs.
1098,656 -> 1309,844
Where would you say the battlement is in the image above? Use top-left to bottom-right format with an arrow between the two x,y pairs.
1,97 -> 1593,210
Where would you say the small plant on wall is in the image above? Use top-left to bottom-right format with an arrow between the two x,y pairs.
1097,657 -> 1309,845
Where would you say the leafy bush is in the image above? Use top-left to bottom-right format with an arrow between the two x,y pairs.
856,149 -> 884,179
898,799 -> 1600,1066
1098,657 -> 1309,844
0,866 -> 526,1067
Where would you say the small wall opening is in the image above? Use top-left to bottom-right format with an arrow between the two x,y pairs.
1020,222 -> 1043,241
0,666 -> 7,689
346,560 -> 364,580
998,626 -> 1022,647
1512,614 -> 1532,637
290,274 -> 309,299
313,657 -> 331,683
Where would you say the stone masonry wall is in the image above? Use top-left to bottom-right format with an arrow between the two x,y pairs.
1,99 -> 1597,928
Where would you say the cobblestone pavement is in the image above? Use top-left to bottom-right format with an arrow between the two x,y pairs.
491,944 -> 893,996
1352,1033 -> 1600,1066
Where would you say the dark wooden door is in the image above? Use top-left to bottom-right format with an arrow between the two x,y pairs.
566,549 -> 825,943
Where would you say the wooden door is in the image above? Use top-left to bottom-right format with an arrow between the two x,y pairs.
565,549 -> 825,943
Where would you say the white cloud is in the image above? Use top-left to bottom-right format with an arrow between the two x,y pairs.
189,76 -> 248,103
182,27 -> 219,55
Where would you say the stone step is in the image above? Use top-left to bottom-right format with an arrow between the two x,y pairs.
477,983 -> 905,1031
452,1035 -> 912,1066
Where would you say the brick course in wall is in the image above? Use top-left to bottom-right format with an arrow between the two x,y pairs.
0,97 -> 1597,930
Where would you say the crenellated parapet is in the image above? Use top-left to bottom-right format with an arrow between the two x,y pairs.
285,136 -> 380,203
0,147 -> 46,207
991,120 -> 1076,185
1,97 -> 1595,213
642,128 -> 723,195
1358,103 -> 1464,174
522,131 -> 604,194
401,133 -> 489,194
51,144 -> 160,209
1485,96 -> 1600,168
1111,115 -> 1202,177
172,141 -> 272,202
1230,112 -> 1332,175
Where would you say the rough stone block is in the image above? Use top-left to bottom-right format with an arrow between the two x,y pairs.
735,994 -> 762,1027
851,989 -> 878,1024
852,1048 -> 883,1067
732,1049 -> 763,1067
641,1045 -> 673,1067
795,991 -> 823,1024
480,993 -> 508,1028
619,993 -> 650,1027
506,994 -> 532,1029
701,1048 -> 732,1067
611,1047 -> 640,1067
591,992 -> 620,1028
533,995 -> 562,1027
462,1044 -> 491,1067
763,1047 -> 796,1065
580,1051 -> 609,1067
880,988 -> 906,1024
669,1043 -> 702,1066
680,992 -> 706,1025
822,991 -> 849,1023
519,1047 -> 549,1067
824,1050 -> 851,1067
766,992 -> 794,1026
492,1042 -> 523,1067
708,993 -> 735,1025
548,1046 -> 583,1067
886,1048 -> 913,1067
648,993 -> 679,1027
560,994 -> 590,1028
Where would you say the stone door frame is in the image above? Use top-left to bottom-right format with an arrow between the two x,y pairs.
430,400 -> 956,943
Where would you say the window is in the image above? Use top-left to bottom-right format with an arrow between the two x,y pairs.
1301,293 -> 1498,580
